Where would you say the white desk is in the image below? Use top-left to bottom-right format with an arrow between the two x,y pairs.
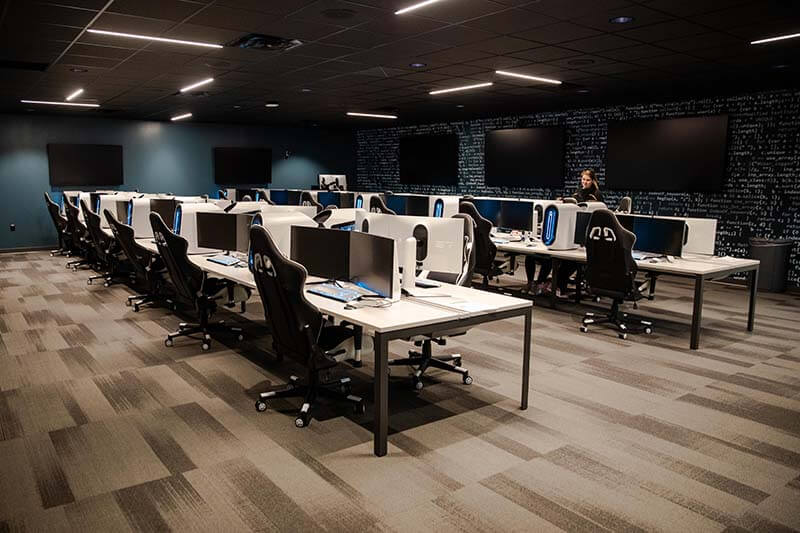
497,241 -> 759,350
190,255 -> 533,457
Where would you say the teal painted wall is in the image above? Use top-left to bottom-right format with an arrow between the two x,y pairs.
0,113 -> 355,249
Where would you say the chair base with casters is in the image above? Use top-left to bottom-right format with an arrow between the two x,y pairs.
388,337 -> 473,390
255,372 -> 365,428
579,299 -> 653,340
165,317 -> 243,351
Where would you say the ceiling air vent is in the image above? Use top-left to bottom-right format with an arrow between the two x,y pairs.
227,34 -> 302,52
0,60 -> 49,71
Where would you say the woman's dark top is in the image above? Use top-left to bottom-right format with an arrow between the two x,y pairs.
574,185 -> 603,203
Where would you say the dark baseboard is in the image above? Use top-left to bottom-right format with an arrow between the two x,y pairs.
0,245 -> 56,254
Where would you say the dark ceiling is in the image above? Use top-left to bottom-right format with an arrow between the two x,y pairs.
1,0 -> 799,127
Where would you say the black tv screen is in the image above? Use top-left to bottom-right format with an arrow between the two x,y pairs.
47,144 -> 123,186
484,127 -> 564,187
399,134 -> 458,185
606,115 -> 728,192
214,147 -> 272,185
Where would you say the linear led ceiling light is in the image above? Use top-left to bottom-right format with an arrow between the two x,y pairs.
496,70 -> 562,85
347,112 -> 398,119
395,0 -> 445,15
20,99 -> 99,107
171,112 -> 192,121
180,78 -> 214,92
86,29 -> 223,49
65,88 -> 84,101
429,82 -> 492,95
751,32 -> 800,45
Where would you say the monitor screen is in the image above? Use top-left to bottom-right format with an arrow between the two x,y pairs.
497,201 -> 534,231
47,144 -> 123,186
290,226 -> 350,280
574,211 -> 592,246
399,134 -> 459,185
386,195 -> 429,216
196,212 -> 252,252
631,217 -> 685,256
149,199 -> 176,227
350,231 -> 394,298
469,199 -> 501,226
606,115 -> 728,192
213,147 -> 272,184
484,127 -> 564,188
269,190 -> 288,205
318,191 -> 353,208
287,190 -> 302,205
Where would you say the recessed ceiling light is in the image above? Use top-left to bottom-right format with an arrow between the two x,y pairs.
180,78 -> 214,92
772,64 -> 790,69
86,29 -> 223,49
69,67 -> 88,73
265,102 -> 280,108
429,82 -> 493,95
171,112 -> 192,121
347,112 -> 398,119
609,16 -> 634,24
456,104 -> 464,108
395,0 -> 444,15
20,99 -> 99,108
233,105 -> 241,109
65,88 -> 84,101
751,32 -> 800,45
300,88 -> 312,92
576,89 -> 590,94
409,62 -> 427,68
496,70 -> 561,85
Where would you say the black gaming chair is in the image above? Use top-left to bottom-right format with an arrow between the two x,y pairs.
580,209 -> 653,340
389,213 -> 477,389
63,199 -> 91,270
105,209 -> 169,312
616,196 -> 632,213
44,192 -> 70,256
81,199 -> 124,286
149,212 -> 243,351
313,209 -> 333,227
369,195 -> 395,215
241,195 -> 252,202
256,189 -> 275,205
249,225 -> 365,427
458,201 -> 500,286
300,191 -> 323,212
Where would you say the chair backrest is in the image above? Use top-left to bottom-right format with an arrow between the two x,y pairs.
256,189 -> 275,205
149,212 -> 204,303
428,213 -> 476,287
313,209 -> 333,227
617,196 -> 632,213
585,209 -> 637,298
64,197 -> 86,236
44,192 -> 67,232
104,209 -> 148,279
562,197 -> 577,204
369,195 -> 395,215
249,224 -> 323,361
458,201 -> 496,274
300,191 -> 323,211
241,194 -> 252,202
80,199 -> 109,256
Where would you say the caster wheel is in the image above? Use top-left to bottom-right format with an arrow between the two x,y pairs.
413,378 -> 424,391
453,358 -> 462,367
354,401 -> 366,415
644,327 -> 652,334
295,414 -> 309,428
125,299 -> 132,307
340,384 -> 351,395
580,326 -> 588,333
165,338 -> 173,347
255,400 -> 267,412
72,268 -> 78,273
201,342 -> 211,351
87,279 -> 92,285
237,334 -> 244,341
103,281 -> 110,288
618,333 -> 627,340
463,374 -> 473,385
594,296 -> 601,303
133,304 -> 140,313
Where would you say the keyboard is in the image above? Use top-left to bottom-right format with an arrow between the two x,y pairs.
308,283 -> 363,303
207,255 -> 241,266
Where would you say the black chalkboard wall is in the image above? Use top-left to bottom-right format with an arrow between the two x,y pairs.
355,88 -> 800,287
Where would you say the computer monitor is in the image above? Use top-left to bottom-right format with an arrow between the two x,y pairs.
616,215 -> 685,256
317,191 -> 354,208
386,194 -> 429,216
290,226 -> 350,280
269,190 -> 288,205
350,232 -> 395,297
196,212 -> 253,252
574,211 -> 591,246
497,201 -> 534,231
149,199 -> 177,227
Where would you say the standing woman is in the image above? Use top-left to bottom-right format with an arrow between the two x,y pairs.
573,169 -> 603,203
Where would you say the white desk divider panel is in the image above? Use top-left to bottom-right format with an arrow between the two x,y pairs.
319,174 -> 347,190
98,192 -> 140,228
662,216 -> 718,256
174,203 -> 224,254
321,208 -> 365,228
254,211 -> 316,258
355,211 -> 464,274
429,195 -> 460,218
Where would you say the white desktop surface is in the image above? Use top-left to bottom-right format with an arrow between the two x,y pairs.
190,254 -> 531,334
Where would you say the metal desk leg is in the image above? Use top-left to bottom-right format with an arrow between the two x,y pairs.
748,267 -> 758,332
550,258 -> 560,309
521,309 -> 532,410
373,332 -> 389,457
690,276 -> 704,350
